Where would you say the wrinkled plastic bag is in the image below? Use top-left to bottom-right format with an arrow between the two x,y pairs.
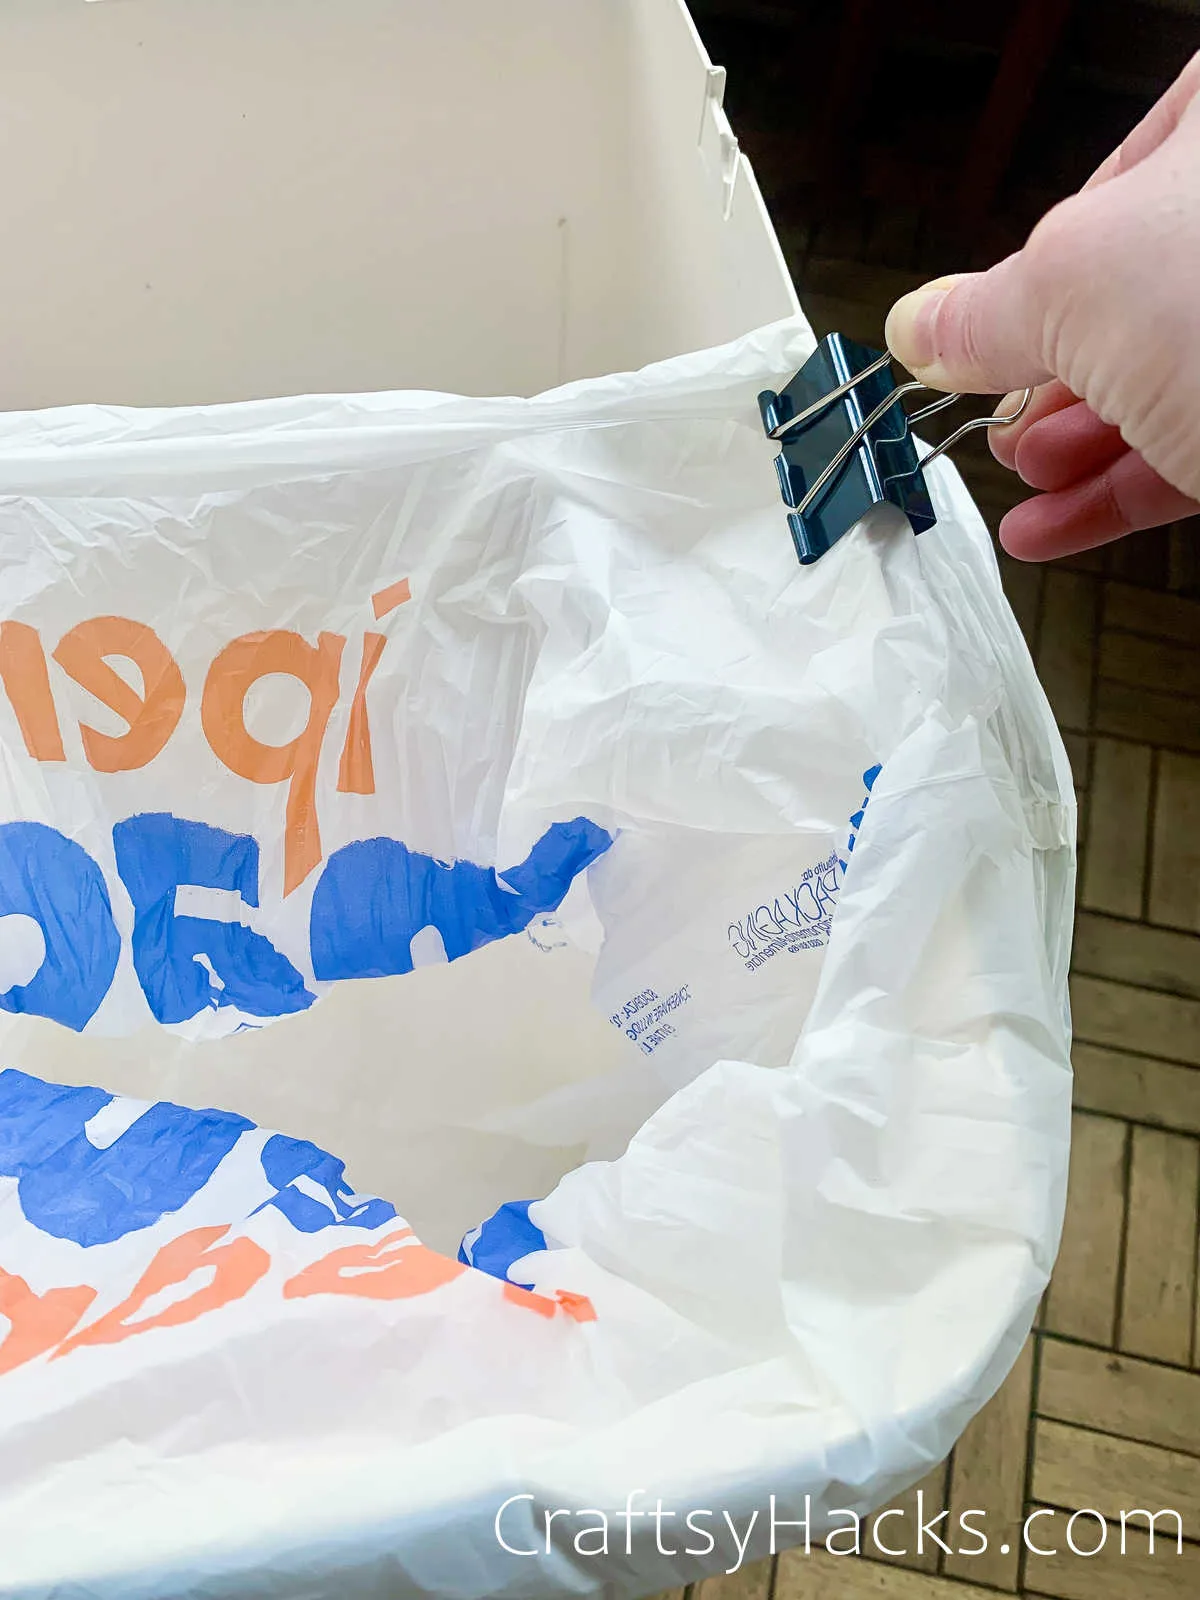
0,319 -> 1074,1598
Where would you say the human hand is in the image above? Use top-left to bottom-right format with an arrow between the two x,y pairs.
883,52 -> 1200,562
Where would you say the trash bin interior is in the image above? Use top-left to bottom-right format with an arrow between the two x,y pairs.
0,0 -> 795,412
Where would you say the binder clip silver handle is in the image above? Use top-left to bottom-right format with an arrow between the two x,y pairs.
758,334 -> 1032,566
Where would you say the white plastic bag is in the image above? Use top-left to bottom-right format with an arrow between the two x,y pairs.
0,318 -> 1073,1598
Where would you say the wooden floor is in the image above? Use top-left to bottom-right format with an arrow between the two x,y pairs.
652,253 -> 1200,1599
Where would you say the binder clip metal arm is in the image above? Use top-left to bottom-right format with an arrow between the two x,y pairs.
758,332 -> 1032,566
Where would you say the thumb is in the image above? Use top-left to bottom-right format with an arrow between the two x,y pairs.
884,260 -> 1055,395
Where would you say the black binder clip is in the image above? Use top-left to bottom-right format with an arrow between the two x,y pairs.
758,332 -> 1031,565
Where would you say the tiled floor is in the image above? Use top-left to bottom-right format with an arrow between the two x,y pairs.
650,256 -> 1200,1599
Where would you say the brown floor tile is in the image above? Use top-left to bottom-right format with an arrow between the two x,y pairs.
1076,790 -> 1090,856
1060,732 -> 1090,792
1072,1043 -> 1200,1138
1079,745 -> 1152,918
1033,1416 -> 1200,1529
1044,1113 -> 1127,1346
953,432 -> 1027,499
694,1559 -> 774,1599
1038,572 -> 1100,733
862,205 -> 923,270
868,1462 -> 950,1575
1149,752 -> 1200,934
1119,1128 -> 1200,1365
1168,516 -> 1200,597
1072,913 -> 1200,1002
799,256 -> 926,308
1051,546 -> 1112,576
999,554 -> 1045,652
1023,1506 -> 1199,1599
1038,1338 -> 1200,1456
1100,631 -> 1200,701
807,208 -> 871,263
1109,526 -> 1173,590
774,1551 -> 995,1597
944,1338 -> 1035,1590
1104,582 -> 1200,646
1070,975 -> 1200,1068
798,294 -> 882,347
1094,681 -> 1200,755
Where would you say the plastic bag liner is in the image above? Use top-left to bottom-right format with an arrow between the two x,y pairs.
0,318 -> 1073,1598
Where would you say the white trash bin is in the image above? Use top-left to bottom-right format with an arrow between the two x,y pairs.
0,3 -> 1073,1596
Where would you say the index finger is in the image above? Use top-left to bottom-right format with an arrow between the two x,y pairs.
989,380 -> 1076,469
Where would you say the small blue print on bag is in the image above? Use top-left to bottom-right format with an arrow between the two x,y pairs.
840,762 -> 882,871
726,762 -> 882,972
